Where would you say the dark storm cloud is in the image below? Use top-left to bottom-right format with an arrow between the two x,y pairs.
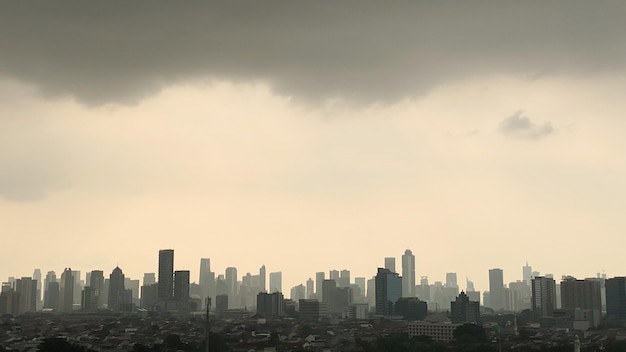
0,0 -> 625,105
499,111 -> 554,140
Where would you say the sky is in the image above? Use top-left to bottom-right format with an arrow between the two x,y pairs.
1,1 -> 626,294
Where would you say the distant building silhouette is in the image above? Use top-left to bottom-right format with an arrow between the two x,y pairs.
532,276 -> 556,318
375,268 -> 402,317
396,297 -> 427,320
384,257 -> 396,273
298,299 -> 327,320
174,270 -> 190,311
257,291 -> 284,319
306,278 -> 314,299
315,272 -> 325,300
60,268 -> 74,312
269,271 -> 282,293
560,276 -> 602,327
451,291 -> 480,324
108,267 -> 126,311
606,277 -> 626,321
402,249 -> 415,297
158,249 -> 174,302
489,268 -> 504,311
259,265 -> 266,293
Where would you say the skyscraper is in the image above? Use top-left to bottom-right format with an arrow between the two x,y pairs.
174,270 -> 190,310
108,267 -> 126,311
375,268 -> 402,317
199,258 -> 211,301
158,249 -> 174,301
560,276 -> 602,327
269,271 -> 282,293
522,262 -> 532,285
43,271 -> 57,309
259,265 -> 266,293
402,249 -> 415,297
488,268 -> 504,311
384,257 -> 396,273
33,269 -> 42,310
531,276 -> 556,318
339,270 -> 350,288
605,277 -> 626,320
60,268 -> 74,312
89,270 -> 105,309
315,272 -> 325,300
225,267 -> 238,306
306,278 -> 314,299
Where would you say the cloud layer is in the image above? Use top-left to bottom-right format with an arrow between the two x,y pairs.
499,111 -> 554,140
1,1 -> 625,105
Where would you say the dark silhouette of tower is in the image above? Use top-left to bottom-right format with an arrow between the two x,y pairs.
375,268 -> 402,317
60,268 -> 74,312
158,249 -> 174,302
108,267 -> 126,311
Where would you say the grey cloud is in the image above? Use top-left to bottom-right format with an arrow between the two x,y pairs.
499,111 -> 554,140
1,1 -> 625,105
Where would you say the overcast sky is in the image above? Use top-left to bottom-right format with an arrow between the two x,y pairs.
1,1 -> 626,293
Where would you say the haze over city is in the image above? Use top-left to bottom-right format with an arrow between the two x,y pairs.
2,1 -> 626,295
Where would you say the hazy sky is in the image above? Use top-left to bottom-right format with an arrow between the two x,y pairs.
2,1 -> 626,293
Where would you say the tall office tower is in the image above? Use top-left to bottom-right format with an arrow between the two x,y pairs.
216,275 -> 227,296
70,270 -> 82,305
489,268 -> 504,311
225,267 -> 238,306
402,249 -> 415,297
126,279 -> 140,305
108,267 -> 126,311
269,271 -> 282,293
60,268 -> 74,312
259,265 -> 266,293
367,277 -> 376,307
174,270 -> 190,310
451,291 -> 480,324
339,270 -> 350,288
15,277 -> 37,314
89,270 -> 105,309
355,277 -> 366,298
560,277 -> 602,327
446,273 -> 458,289
466,279 -> 475,292
158,249 -> 174,301
375,268 -> 402,317
143,273 -> 156,286
199,258 -> 211,301
256,292 -> 284,319
522,262 -> 532,285
329,270 -> 340,281
291,284 -> 306,302
46,282 -> 60,310
43,271 -> 57,309
315,272 -> 325,300
531,276 -> 556,318
416,276 -> 430,302
384,257 -> 396,273
605,277 -> 626,320
33,269 -> 42,309
306,278 -> 314,299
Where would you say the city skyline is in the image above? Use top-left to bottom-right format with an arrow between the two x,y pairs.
1,251 -> 614,299
2,2 -> 626,300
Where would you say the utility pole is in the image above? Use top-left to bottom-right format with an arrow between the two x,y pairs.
205,297 -> 211,352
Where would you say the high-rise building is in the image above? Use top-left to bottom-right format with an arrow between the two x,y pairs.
225,267 -> 238,303
531,276 -> 556,318
15,277 -> 37,314
108,267 -> 126,311
43,271 -> 57,310
523,262 -> 532,285
560,276 -> 602,327
46,282 -> 60,311
315,272 -> 325,300
329,270 -> 340,281
60,268 -> 74,312
451,291 -> 480,324
384,257 -> 396,273
199,258 -> 211,302
355,277 -> 366,298
446,273 -> 458,289
402,249 -> 415,297
174,270 -> 190,310
306,278 -> 314,299
375,268 -> 402,317
339,270 -> 350,288
259,265 -> 266,293
158,249 -> 174,301
606,277 -> 626,321
257,292 -> 284,319
269,271 -> 282,293
89,270 -> 105,309
33,269 -> 42,310
143,273 -> 156,286
290,284 -> 306,302
489,268 -> 504,311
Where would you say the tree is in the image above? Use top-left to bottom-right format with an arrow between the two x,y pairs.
453,323 -> 487,344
